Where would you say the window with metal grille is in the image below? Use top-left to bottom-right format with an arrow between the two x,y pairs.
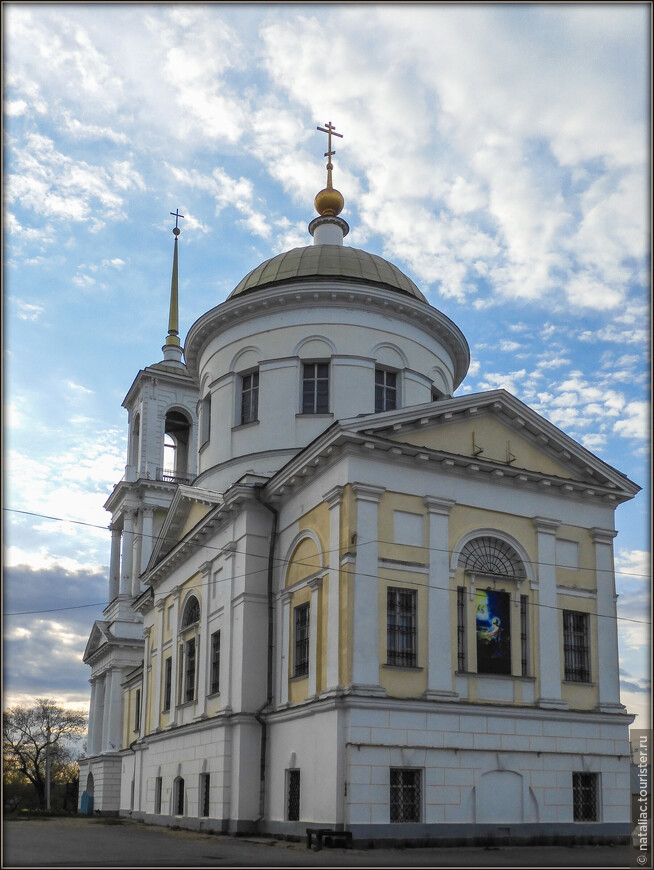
457,586 -> 466,671
134,688 -> 141,732
375,368 -> 397,413
390,768 -> 422,823
199,773 -> 210,818
387,588 -> 417,667
163,657 -> 172,711
184,638 -> 196,702
302,362 -> 329,414
573,772 -> 599,821
520,595 -> 529,676
287,769 -> 301,821
240,371 -> 259,424
563,610 -> 590,682
210,631 -> 221,695
293,603 -> 310,677
154,776 -> 162,814
174,777 -> 185,816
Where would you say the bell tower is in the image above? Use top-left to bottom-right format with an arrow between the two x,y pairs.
79,214 -> 199,813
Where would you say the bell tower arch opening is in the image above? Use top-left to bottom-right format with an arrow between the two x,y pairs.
163,409 -> 192,483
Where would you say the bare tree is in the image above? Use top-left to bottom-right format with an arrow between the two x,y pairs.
3,698 -> 86,810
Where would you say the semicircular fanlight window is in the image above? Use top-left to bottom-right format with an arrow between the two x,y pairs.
458,536 -> 526,579
181,596 -> 200,628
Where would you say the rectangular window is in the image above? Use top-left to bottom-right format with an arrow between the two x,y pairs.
387,587 -> 417,667
375,368 -> 397,413
199,773 -> 210,818
185,638 -> 196,702
154,776 -> 162,814
240,371 -> 259,425
457,587 -> 466,671
163,657 -> 172,712
563,610 -> 591,682
210,631 -> 221,695
134,688 -> 141,732
390,768 -> 422,823
520,595 -> 529,676
293,603 -> 310,677
302,362 -> 329,414
287,769 -> 301,821
476,589 -> 511,675
200,394 -> 211,446
573,772 -> 599,822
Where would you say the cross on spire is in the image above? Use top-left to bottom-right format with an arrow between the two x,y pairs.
170,209 -> 185,231
317,121 -> 343,163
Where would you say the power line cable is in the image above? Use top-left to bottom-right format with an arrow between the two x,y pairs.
4,506 -> 651,579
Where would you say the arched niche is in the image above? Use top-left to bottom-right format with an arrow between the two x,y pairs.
370,342 -> 408,369
294,335 -> 336,358
284,530 -> 324,588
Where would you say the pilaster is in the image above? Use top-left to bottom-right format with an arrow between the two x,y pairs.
423,496 -> 458,701
307,577 -> 323,697
324,485 -> 344,691
351,483 -> 385,695
279,591 -> 292,707
592,527 -> 625,712
532,516 -> 567,710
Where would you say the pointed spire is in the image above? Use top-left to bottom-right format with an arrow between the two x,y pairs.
309,122 -> 349,246
162,209 -> 185,366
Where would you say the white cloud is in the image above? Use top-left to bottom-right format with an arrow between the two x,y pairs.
613,401 -> 650,440
10,297 -> 45,321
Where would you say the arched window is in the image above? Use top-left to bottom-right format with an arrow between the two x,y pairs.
179,596 -> 200,705
181,596 -> 200,628
457,536 -> 527,678
163,409 -> 191,482
174,776 -> 185,816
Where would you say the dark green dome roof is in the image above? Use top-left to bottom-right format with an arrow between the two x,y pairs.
229,245 -> 427,302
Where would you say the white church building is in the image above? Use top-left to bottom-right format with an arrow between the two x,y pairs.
78,127 -> 639,845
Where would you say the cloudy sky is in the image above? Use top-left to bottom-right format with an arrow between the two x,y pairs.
4,3 -> 650,730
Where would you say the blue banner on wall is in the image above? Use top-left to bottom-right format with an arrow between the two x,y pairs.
476,589 -> 511,675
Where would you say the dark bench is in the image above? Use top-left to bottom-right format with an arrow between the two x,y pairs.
306,827 -> 353,850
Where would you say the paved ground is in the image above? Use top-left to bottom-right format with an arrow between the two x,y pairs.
2,817 -> 634,868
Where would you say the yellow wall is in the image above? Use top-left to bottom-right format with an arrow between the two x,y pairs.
179,503 -> 212,539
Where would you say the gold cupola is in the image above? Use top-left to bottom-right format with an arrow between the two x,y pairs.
309,121 -> 349,245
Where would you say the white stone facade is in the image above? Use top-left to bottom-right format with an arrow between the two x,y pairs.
78,204 -> 638,845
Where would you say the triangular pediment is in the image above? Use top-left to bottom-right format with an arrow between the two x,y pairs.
82,621 -> 111,663
147,485 -> 224,572
340,389 -> 639,493
387,409 -> 576,480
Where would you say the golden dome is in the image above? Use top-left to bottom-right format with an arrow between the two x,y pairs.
314,186 -> 344,217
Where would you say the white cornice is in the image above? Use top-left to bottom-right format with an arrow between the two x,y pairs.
184,280 -> 469,389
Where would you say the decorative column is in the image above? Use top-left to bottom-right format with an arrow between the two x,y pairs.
91,676 -> 105,756
140,627 -> 150,739
279,591 -> 292,706
423,496 -> 458,701
351,483 -> 385,694
324,486 -> 344,691
532,517 -> 567,709
100,672 -> 112,752
109,525 -> 122,602
169,588 -> 181,725
196,562 -> 212,717
592,527 -> 624,712
140,507 -> 155,574
121,510 -> 136,596
87,679 -> 99,756
105,668 -> 124,752
222,545 -> 236,712
308,577 -> 323,698
133,512 -> 143,596
153,600 -> 166,730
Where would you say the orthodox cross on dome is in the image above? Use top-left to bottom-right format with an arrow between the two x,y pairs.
317,122 -> 343,190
